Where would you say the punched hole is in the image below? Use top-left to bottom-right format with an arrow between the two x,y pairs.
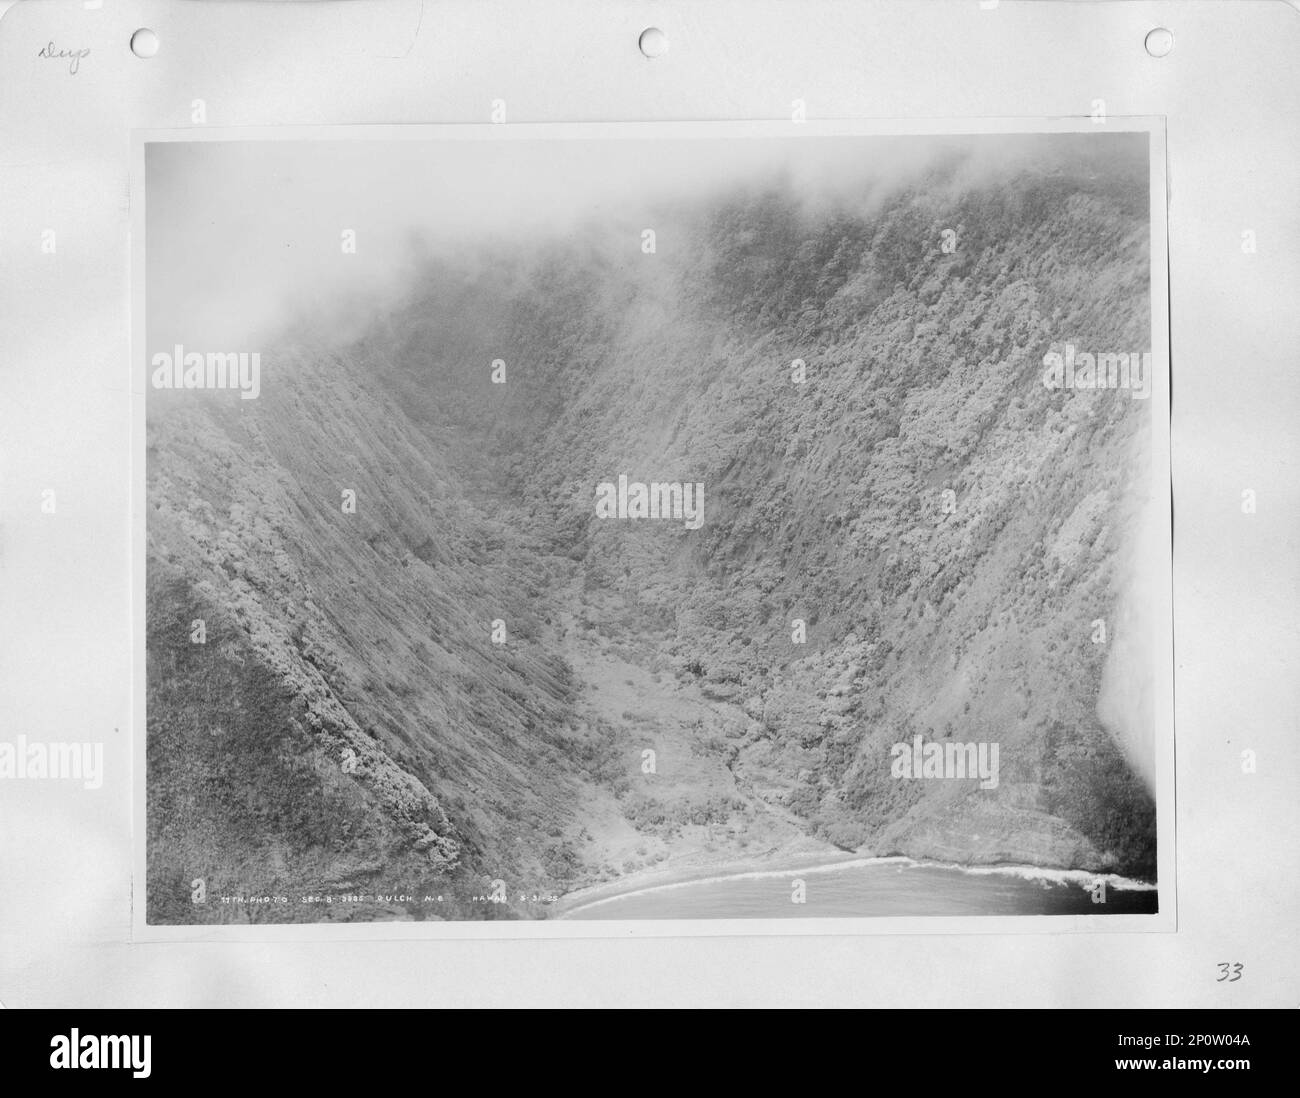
1144,28 -> 1173,58
130,28 -> 159,59
639,27 -> 668,59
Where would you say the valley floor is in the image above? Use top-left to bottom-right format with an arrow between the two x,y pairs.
545,570 -> 843,898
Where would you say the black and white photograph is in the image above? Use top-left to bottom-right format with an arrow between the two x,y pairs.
139,123 -> 1172,929
4,0 -> 1299,1040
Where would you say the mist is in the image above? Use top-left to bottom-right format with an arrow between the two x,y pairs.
144,131 -> 1147,357
1096,469 -> 1160,793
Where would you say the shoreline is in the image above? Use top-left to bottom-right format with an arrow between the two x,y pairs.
553,849 -> 1157,918
552,843 -> 859,916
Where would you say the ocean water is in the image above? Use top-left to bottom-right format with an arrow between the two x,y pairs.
560,858 -> 1158,919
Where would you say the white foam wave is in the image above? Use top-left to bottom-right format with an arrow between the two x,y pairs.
926,861 -> 1158,891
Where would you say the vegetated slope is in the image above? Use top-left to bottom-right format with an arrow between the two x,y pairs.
146,345 -> 597,923
146,154 -> 1157,922
379,161 -> 1157,877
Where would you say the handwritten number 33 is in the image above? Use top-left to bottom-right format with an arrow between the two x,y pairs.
1217,962 -> 1244,982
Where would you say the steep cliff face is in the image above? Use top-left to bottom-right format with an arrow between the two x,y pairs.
147,155 -> 1157,922
147,347 -> 585,922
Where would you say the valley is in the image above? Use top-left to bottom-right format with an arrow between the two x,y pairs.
146,140 -> 1159,922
